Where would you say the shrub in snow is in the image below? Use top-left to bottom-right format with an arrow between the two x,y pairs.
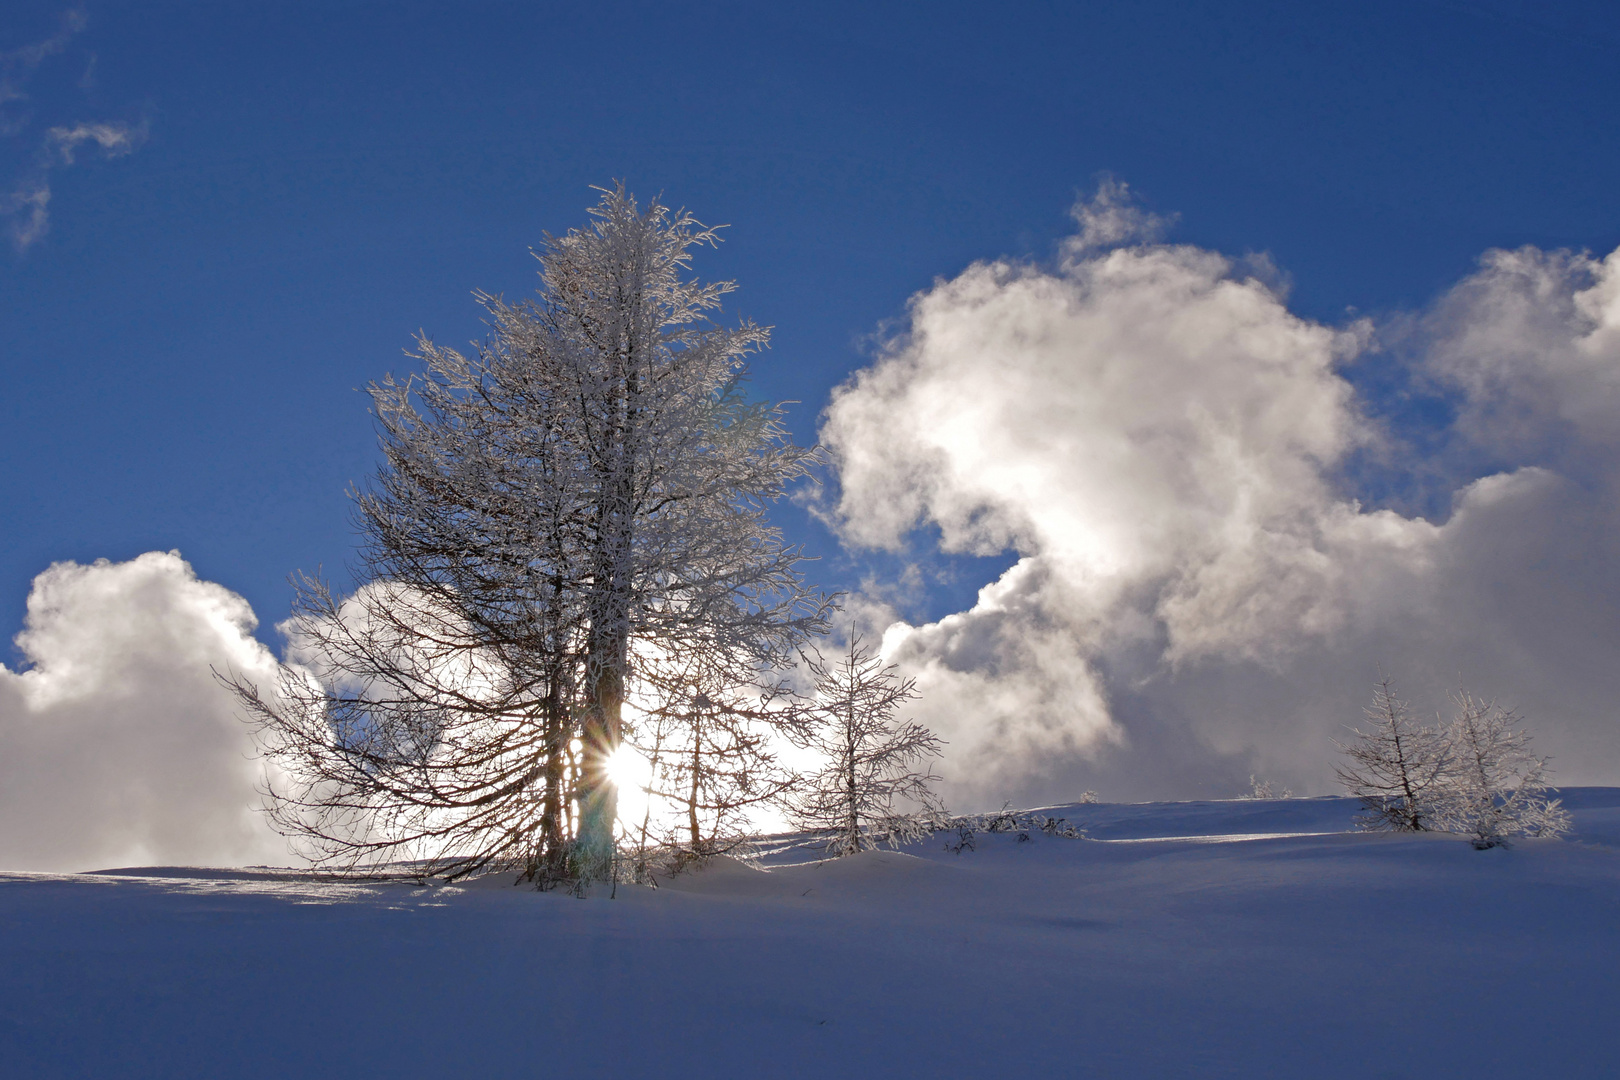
981,804 -> 1023,834
1034,813 -> 1085,839
790,635 -> 945,856
1436,691 -> 1571,849
1245,776 -> 1294,799
942,805 -> 1087,853
1334,679 -> 1451,832
944,821 -> 977,854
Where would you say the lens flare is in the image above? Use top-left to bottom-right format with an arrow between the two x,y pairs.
605,744 -> 652,826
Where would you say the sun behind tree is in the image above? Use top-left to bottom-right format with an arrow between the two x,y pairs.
225,184 -> 831,887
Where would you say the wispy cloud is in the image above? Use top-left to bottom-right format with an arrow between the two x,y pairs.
1,9 -> 147,253
0,8 -> 86,135
0,182 -> 50,249
1063,176 -> 1177,256
45,118 -> 147,164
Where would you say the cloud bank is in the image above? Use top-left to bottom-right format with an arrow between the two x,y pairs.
821,190 -> 1620,808
0,552 -> 287,872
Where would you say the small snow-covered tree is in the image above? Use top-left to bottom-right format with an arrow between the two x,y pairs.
791,635 -> 944,855
1245,776 -> 1293,800
1334,678 -> 1450,832
1437,691 -> 1571,849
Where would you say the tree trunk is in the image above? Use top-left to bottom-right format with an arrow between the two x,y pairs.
689,712 -> 703,848
577,646 -> 623,865
844,674 -> 859,849
537,675 -> 568,878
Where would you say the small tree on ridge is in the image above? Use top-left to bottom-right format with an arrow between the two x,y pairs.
1334,678 -> 1450,832
791,634 -> 944,855
1437,690 -> 1570,849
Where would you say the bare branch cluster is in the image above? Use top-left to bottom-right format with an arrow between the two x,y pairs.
942,805 -> 1088,854
620,636 -> 809,873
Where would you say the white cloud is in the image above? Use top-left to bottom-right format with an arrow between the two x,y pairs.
0,552 -> 288,872
0,12 -> 147,252
0,9 -> 87,135
821,188 -> 1620,808
1063,176 -> 1176,254
1422,244 -> 1620,463
45,118 -> 146,164
5,117 -> 147,250
1,181 -> 49,249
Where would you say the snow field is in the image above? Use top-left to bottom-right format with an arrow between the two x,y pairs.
3,791 -> 1617,1079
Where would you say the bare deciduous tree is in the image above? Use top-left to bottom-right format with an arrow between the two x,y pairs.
790,634 -> 944,856
1334,678 -> 1450,832
622,638 -> 805,874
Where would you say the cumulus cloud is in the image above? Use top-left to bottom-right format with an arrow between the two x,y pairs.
1063,176 -> 1176,254
0,552 -> 288,872
820,186 -> 1620,808
1422,244 -> 1620,465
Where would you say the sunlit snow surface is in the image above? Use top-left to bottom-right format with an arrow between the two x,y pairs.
5,792 -> 1619,1079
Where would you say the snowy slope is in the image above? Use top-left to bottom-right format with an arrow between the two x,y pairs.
3,792 -> 1617,1079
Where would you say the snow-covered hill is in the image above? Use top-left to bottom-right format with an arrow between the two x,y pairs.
5,791 -> 1618,1079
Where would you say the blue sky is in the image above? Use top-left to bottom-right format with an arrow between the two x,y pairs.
9,1 -> 1620,832
5,0 -> 1617,639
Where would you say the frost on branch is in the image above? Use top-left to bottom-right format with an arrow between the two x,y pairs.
1436,691 -> 1571,849
790,634 -> 945,856
1334,678 -> 1573,849
1334,678 -> 1449,832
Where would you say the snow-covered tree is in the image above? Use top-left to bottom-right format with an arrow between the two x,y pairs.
1436,691 -> 1571,849
1245,776 -> 1293,799
227,185 -> 831,884
1334,678 -> 1450,832
791,635 -> 944,855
